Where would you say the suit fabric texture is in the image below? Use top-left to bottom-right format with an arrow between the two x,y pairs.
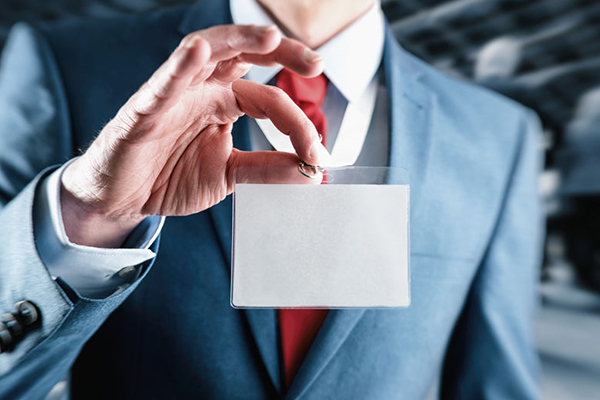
0,1 -> 544,399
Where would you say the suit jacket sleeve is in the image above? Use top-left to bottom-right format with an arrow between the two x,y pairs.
440,110 -> 545,399
0,23 -> 155,399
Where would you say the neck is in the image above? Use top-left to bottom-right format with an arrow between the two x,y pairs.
257,0 -> 376,49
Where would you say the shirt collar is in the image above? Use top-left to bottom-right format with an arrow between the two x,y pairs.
230,0 -> 385,102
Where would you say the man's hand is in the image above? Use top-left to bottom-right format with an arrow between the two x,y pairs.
60,25 -> 326,248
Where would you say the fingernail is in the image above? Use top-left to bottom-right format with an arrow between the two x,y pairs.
303,48 -> 322,64
253,25 -> 277,34
309,141 -> 333,166
185,36 -> 199,49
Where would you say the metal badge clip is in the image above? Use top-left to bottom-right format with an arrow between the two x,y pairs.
298,161 -> 323,179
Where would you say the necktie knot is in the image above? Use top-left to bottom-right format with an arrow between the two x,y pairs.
276,69 -> 328,106
276,69 -> 328,142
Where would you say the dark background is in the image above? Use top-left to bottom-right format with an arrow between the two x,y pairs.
1,1 -> 599,399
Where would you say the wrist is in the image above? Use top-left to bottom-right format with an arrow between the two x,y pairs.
60,161 -> 145,248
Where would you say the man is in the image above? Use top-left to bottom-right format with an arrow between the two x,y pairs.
0,0 -> 543,398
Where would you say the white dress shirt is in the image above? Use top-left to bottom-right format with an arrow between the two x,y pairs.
34,0 -> 388,298
232,0 -> 385,166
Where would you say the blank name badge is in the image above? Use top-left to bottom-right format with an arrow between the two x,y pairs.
231,166 -> 410,308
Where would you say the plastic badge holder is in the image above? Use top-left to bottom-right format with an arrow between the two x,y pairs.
231,166 -> 410,309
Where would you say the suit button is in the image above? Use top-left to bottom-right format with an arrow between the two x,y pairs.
2,313 -> 23,338
0,322 -> 13,353
0,301 -> 41,354
15,300 -> 40,328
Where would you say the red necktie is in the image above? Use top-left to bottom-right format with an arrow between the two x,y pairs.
276,68 -> 329,387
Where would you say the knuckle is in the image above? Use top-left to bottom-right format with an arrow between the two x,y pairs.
296,118 -> 314,134
180,34 -> 211,56
118,106 -> 141,130
112,105 -> 148,139
147,77 -> 170,101
128,88 -> 158,116
267,85 -> 288,101
193,35 -> 210,52
180,33 -> 197,48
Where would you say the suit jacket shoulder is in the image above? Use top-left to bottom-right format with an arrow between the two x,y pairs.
410,48 -> 539,146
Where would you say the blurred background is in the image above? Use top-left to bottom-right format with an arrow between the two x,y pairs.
1,0 -> 599,399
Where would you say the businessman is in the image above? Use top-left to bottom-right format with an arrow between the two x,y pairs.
0,0 -> 544,398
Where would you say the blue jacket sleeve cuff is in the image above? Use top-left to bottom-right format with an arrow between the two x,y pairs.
34,160 -> 165,299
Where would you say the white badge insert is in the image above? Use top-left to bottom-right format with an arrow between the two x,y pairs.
231,167 -> 410,308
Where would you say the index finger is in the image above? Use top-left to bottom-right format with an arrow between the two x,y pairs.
239,37 -> 324,78
185,24 -> 283,62
187,24 -> 323,75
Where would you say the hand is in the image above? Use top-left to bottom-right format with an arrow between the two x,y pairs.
60,25 -> 327,248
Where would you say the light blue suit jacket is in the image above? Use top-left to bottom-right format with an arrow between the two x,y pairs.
0,1 -> 544,399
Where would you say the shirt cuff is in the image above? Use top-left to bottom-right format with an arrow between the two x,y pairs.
34,160 -> 165,299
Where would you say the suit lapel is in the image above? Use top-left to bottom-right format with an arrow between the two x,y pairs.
285,26 -> 435,399
283,310 -> 366,399
179,4 -> 283,394
384,24 -> 434,207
